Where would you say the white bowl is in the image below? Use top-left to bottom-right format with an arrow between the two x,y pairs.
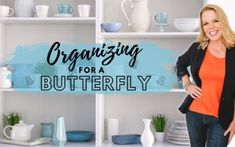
174,18 -> 199,23
174,18 -> 199,32
101,22 -> 122,32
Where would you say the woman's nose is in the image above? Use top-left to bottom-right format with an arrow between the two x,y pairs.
208,23 -> 214,28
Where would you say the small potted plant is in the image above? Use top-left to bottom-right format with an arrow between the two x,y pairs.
2,113 -> 21,138
152,114 -> 167,142
3,113 -> 21,127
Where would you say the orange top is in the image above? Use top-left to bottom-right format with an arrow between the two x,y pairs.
189,49 -> 225,118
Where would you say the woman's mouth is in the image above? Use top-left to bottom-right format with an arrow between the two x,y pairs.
209,30 -> 219,37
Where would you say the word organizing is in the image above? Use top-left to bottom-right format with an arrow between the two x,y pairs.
47,42 -> 143,71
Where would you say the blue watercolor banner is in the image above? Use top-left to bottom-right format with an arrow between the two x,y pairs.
5,42 -> 179,94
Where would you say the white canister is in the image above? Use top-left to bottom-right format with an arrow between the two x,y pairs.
0,67 -> 12,88
14,0 -> 34,17
35,5 -> 49,18
77,5 -> 91,17
107,118 -> 119,141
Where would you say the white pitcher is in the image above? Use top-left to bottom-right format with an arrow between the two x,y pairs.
14,0 -> 34,17
121,0 -> 150,32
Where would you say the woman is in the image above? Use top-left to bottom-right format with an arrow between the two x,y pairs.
176,4 -> 235,147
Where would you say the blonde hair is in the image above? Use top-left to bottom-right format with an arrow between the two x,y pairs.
197,4 -> 235,49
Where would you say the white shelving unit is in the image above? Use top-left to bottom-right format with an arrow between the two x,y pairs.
0,1 -> 98,147
0,142 -> 96,147
0,17 -> 96,24
3,0 -> 235,147
0,88 -> 186,93
97,0 -> 198,145
101,32 -> 199,39
101,141 -> 189,147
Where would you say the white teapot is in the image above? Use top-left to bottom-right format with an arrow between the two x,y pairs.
3,120 -> 34,142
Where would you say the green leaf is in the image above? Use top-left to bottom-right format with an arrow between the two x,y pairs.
151,114 -> 167,132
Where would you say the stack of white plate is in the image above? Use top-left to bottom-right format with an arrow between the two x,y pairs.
166,119 -> 190,146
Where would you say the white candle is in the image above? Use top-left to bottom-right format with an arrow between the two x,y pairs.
107,118 -> 119,141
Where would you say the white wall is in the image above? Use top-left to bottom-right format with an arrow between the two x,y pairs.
0,0 -> 96,139
105,93 -> 187,137
3,92 -> 96,140
102,0 -> 202,138
104,0 -> 203,32
4,0 -> 96,17
203,0 -> 235,31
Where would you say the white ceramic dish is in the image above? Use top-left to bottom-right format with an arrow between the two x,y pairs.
54,13 -> 73,17
172,125 -> 188,130
0,138 -> 50,146
174,23 -> 199,32
167,139 -> 190,146
174,18 -> 199,23
175,119 -> 187,124
167,137 -> 190,146
155,23 -> 168,26
168,137 -> 190,142
167,135 -> 190,141
174,18 -> 199,32
166,133 -> 189,138
101,22 -> 122,32
168,128 -> 189,135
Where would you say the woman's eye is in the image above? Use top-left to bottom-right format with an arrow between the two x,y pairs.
203,23 -> 208,26
214,19 -> 219,22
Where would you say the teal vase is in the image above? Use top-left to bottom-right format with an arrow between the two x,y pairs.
53,116 -> 66,146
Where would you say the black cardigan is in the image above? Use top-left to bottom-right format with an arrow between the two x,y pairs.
176,42 -> 235,130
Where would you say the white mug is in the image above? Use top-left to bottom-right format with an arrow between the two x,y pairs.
77,4 -> 90,17
36,5 -> 49,18
0,5 -> 14,17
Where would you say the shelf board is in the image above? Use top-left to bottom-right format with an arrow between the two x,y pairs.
0,17 -> 96,24
133,89 -> 186,93
0,88 -> 39,92
0,88 -> 91,93
0,88 -> 186,93
101,32 -> 199,39
0,88 -> 14,91
170,89 -> 186,92
0,142 -> 95,147
102,141 -> 189,147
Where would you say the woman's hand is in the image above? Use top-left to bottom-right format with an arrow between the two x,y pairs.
186,84 -> 202,99
224,120 -> 235,144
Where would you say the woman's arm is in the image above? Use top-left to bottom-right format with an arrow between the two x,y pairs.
176,42 -> 199,80
181,74 -> 202,99
176,42 -> 202,99
224,102 -> 235,144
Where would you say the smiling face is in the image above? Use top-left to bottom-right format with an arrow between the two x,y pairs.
201,10 -> 223,42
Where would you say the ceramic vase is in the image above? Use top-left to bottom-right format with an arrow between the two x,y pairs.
53,116 -> 66,146
41,123 -> 54,138
121,0 -> 150,32
141,119 -> 154,146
